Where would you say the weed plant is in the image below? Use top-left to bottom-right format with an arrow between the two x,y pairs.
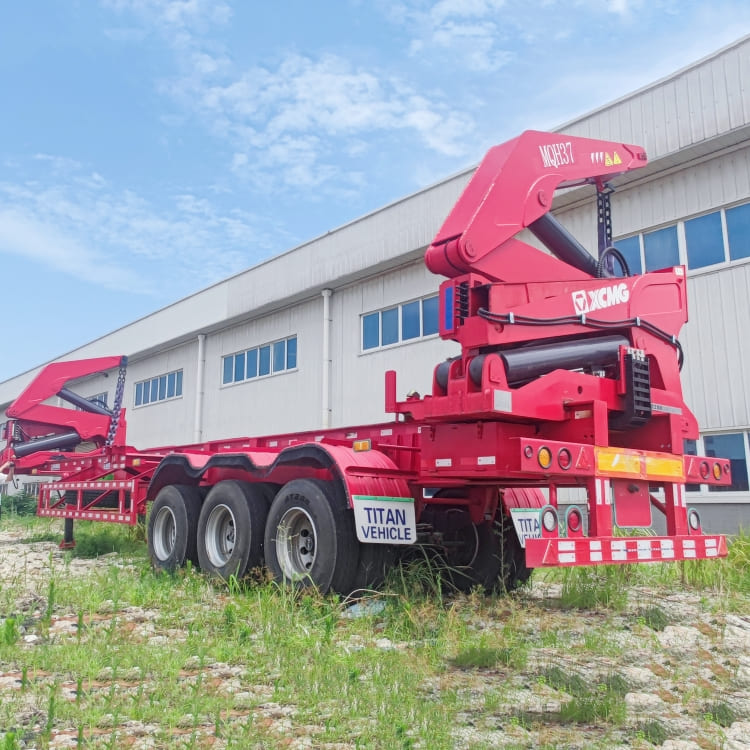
0,517 -> 748,748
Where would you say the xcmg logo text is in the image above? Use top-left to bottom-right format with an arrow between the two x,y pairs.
572,283 -> 630,314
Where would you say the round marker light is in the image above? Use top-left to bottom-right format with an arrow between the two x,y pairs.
538,447 -> 553,470
712,463 -> 722,481
688,508 -> 701,531
699,461 -> 710,480
542,507 -> 558,533
524,445 -> 533,459
558,448 -> 572,471
567,507 -> 582,533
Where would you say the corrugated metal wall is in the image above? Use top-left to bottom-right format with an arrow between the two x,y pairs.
561,37 -> 750,160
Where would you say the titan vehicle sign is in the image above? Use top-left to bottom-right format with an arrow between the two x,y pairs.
510,508 -> 543,548
352,495 -> 417,545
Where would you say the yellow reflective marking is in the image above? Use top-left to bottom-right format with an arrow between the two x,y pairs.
595,448 -> 642,476
645,455 -> 685,480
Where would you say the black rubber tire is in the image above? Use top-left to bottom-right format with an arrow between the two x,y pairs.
264,478 -> 359,595
350,542 -> 396,594
441,512 -> 504,593
147,484 -> 202,572
197,481 -> 270,581
498,514 -> 532,592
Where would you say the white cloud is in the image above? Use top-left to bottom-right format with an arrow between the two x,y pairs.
393,0 -> 512,72
0,158 -> 282,296
104,1 -> 475,190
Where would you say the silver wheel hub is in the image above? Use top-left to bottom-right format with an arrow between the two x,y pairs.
205,503 -> 237,568
276,506 -> 317,580
153,506 -> 177,561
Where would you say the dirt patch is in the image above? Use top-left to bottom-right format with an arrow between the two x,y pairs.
1,523 -> 749,748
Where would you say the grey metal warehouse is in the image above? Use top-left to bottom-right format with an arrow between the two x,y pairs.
1,36 -> 750,532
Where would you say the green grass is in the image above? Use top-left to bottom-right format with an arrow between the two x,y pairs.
0,517 -> 748,748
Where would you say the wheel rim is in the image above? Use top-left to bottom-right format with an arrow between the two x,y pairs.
276,506 -> 317,580
152,506 -> 176,561
204,503 -> 237,568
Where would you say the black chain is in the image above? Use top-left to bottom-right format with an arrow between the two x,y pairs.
105,359 -> 128,446
596,185 -> 613,255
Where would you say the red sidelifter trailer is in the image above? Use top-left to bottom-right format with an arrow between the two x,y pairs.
0,131 -> 732,595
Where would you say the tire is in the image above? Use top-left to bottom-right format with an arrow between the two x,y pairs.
148,484 -> 202,572
350,542 -> 396,594
440,510 -> 504,593
197,481 -> 270,581
264,478 -> 359,595
498,514 -> 532,592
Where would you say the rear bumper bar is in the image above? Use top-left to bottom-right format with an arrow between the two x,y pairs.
525,534 -> 727,567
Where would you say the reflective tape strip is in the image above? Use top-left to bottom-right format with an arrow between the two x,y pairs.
477,456 -> 496,465
558,541 -> 576,552
559,553 -> 576,564
590,539 -> 603,562
611,540 -> 627,561
706,547 -> 718,557
660,540 -> 675,559
637,540 -> 653,560
435,458 -> 452,467
705,538 -> 717,548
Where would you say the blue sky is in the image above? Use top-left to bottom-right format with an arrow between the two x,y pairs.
1,1 -> 749,381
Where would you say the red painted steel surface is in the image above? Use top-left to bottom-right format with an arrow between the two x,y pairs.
0,131 -> 732,567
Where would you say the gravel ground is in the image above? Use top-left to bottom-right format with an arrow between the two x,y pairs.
1,524 -> 750,749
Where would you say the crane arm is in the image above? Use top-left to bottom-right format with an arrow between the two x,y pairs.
425,130 -> 648,282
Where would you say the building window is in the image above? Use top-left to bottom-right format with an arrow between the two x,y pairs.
614,236 -> 642,275
643,225 -> 679,271
134,369 -> 183,407
615,200 -> 750,274
727,202 -> 750,261
222,336 -> 297,386
362,295 -> 439,351
77,392 -> 108,411
704,432 -> 749,493
684,211 -> 725,269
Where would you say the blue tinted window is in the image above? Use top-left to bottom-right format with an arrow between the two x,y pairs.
381,308 -> 398,346
273,340 -> 286,372
246,348 -> 258,378
705,432 -> 749,493
643,226 -> 679,271
727,202 -> 750,260
422,296 -> 438,335
401,301 -> 420,340
685,212 -> 724,269
234,351 -> 245,382
363,313 -> 379,350
135,369 -> 182,404
259,346 -> 271,376
287,337 -> 297,369
614,236 -> 642,275
222,357 -> 233,384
